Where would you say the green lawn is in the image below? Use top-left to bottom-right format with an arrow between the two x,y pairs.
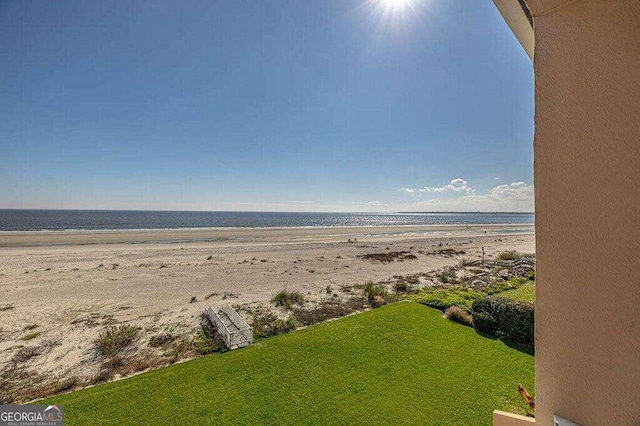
43,303 -> 534,425
496,282 -> 536,304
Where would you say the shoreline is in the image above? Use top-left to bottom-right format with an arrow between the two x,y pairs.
0,225 -> 535,400
0,223 -> 534,247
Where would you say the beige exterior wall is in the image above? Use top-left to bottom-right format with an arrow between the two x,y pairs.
529,0 -> 640,424
493,410 -> 536,426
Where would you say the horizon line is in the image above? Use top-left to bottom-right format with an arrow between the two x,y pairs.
0,208 -> 535,214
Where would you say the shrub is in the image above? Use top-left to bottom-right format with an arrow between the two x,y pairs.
251,312 -> 298,338
444,306 -> 473,327
95,325 -> 140,356
371,295 -> 386,308
497,251 -> 520,261
364,281 -> 387,307
271,317 -> 298,335
272,290 -> 305,308
393,281 -> 409,293
148,333 -> 175,347
471,297 -> 534,345
191,329 -> 226,355
436,267 -> 458,284
457,258 -> 477,267
471,311 -> 498,335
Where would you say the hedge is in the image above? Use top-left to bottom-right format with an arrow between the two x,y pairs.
471,297 -> 534,346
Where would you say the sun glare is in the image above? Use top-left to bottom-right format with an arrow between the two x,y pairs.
380,0 -> 412,11
367,0 -> 423,36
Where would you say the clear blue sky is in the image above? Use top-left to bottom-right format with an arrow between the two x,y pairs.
0,0 -> 533,212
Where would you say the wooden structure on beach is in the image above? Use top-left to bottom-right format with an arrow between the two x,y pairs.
204,304 -> 253,349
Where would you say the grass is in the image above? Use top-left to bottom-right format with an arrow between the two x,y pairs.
272,290 -> 305,308
496,282 -> 535,304
94,325 -> 140,356
20,332 -> 42,341
42,303 -> 534,425
444,306 -> 473,327
411,277 -> 532,311
364,281 -> 388,306
497,251 -> 521,261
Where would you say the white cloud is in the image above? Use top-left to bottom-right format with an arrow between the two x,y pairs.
404,178 -> 474,195
401,180 -> 534,212
368,201 -> 389,207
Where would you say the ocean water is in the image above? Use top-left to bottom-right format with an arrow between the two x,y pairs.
0,210 -> 534,232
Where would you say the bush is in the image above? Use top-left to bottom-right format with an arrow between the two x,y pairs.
252,312 -> 298,338
191,329 -> 226,355
471,312 -> 498,335
149,333 -> 175,348
393,281 -> 409,293
471,297 -> 534,345
95,325 -> 140,356
371,295 -> 386,308
497,251 -> 520,261
364,281 -> 388,307
443,306 -> 473,327
436,267 -> 458,284
272,290 -> 305,309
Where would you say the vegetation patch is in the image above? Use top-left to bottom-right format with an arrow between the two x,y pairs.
42,303 -> 535,424
12,340 -> 59,363
251,311 -> 298,338
472,298 -> 535,346
271,290 -> 305,308
427,248 -> 466,257
435,267 -> 459,284
497,282 -> 535,304
358,251 -> 417,263
411,277 -> 531,311
496,250 -> 524,260
364,281 -> 393,307
444,306 -> 473,327
20,332 -> 42,341
148,333 -> 175,348
290,297 -> 367,326
190,328 -> 226,356
94,325 -> 140,357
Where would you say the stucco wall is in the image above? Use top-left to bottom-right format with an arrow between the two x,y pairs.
530,0 -> 640,424
493,410 -> 536,426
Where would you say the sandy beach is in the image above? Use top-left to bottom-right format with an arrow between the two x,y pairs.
0,224 -> 534,399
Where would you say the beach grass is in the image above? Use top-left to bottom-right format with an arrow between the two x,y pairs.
41,302 -> 534,425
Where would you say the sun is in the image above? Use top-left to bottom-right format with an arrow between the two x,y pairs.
379,0 -> 413,11
360,0 -> 425,40
371,0 -> 422,25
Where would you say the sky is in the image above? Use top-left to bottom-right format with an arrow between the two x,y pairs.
0,0 -> 534,212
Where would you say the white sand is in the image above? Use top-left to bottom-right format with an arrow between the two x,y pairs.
0,224 -> 534,383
